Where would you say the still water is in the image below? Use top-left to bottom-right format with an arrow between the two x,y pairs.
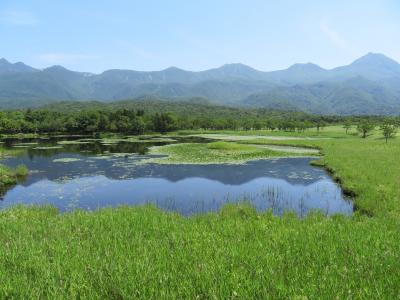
0,136 -> 353,216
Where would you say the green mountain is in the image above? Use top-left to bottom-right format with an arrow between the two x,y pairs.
332,53 -> 400,80
244,77 -> 400,115
0,53 -> 399,114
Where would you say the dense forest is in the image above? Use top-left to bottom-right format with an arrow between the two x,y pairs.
0,100 -> 398,135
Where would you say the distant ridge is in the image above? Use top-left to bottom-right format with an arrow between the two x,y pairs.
0,58 -> 38,74
0,53 -> 399,115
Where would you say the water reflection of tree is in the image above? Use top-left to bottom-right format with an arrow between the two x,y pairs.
0,173 -> 28,200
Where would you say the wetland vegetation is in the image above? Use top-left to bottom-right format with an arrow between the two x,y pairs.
0,113 -> 399,298
1,204 -> 399,299
146,141 -> 307,164
0,135 -> 349,215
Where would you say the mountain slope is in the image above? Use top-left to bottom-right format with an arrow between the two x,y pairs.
332,53 -> 400,80
244,77 -> 400,115
0,53 -> 399,114
0,58 -> 38,75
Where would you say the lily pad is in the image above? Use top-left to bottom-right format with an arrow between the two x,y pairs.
53,158 -> 82,163
13,142 -> 39,146
33,146 -> 63,150
57,141 -> 92,145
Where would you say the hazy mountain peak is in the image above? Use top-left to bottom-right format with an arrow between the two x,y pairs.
219,63 -> 257,71
0,58 -> 10,65
206,63 -> 262,80
287,62 -> 325,71
162,66 -> 187,73
331,52 -> 400,80
44,65 -> 70,72
14,61 -> 29,67
44,65 -> 89,76
351,52 -> 399,67
0,58 -> 37,73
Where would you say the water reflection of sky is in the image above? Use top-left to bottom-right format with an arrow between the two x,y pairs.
1,151 -> 353,216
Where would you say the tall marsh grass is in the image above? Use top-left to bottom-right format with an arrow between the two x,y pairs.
0,205 -> 399,298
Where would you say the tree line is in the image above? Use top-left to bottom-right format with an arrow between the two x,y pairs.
0,106 -> 398,138
0,108 -> 336,134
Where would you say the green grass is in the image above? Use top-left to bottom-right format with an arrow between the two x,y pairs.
221,127 -> 400,218
0,205 -> 399,299
1,126 -> 400,298
0,145 -> 28,199
178,125 -> 354,139
147,141 -> 300,164
0,164 -> 28,197
206,141 -> 256,150
0,165 -> 19,186
14,164 -> 28,177
0,146 -> 29,188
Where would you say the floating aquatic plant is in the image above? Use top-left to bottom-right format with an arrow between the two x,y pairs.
57,141 -> 92,145
33,146 -> 63,150
53,158 -> 82,163
13,142 -> 39,146
146,142 -> 297,165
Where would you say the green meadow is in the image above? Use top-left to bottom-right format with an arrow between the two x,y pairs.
0,126 -> 400,298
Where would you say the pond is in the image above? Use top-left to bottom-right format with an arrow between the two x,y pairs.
0,136 -> 353,216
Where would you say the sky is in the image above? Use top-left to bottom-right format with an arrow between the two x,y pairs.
0,0 -> 399,73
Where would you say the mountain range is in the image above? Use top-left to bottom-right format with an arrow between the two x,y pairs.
0,53 -> 400,115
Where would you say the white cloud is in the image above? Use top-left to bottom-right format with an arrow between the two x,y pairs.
0,10 -> 39,26
320,17 -> 356,54
37,53 -> 100,65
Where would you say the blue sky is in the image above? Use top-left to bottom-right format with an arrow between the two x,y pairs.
0,0 -> 399,73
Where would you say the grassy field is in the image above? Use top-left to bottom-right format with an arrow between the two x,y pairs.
1,205 -> 399,299
1,125 -> 400,298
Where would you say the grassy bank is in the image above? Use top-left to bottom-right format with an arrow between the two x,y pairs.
0,146 -> 28,194
183,126 -> 399,217
231,128 -> 400,218
0,164 -> 28,196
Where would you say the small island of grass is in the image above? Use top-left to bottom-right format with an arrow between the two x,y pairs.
147,141 -> 305,164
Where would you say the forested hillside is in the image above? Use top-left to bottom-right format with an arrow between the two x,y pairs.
0,53 -> 399,114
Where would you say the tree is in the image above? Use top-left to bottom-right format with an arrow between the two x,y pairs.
380,121 -> 397,143
242,119 -> 253,131
296,122 -> 307,132
343,120 -> 352,134
315,119 -> 326,132
253,120 -> 263,130
116,116 -> 132,133
357,121 -> 374,138
131,118 -> 146,134
152,113 -> 177,133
